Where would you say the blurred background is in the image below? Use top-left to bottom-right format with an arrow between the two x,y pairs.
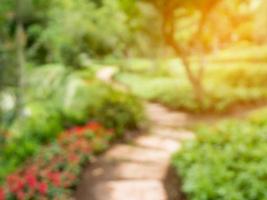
1,0 -> 267,199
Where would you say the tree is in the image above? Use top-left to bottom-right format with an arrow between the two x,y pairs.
139,0 -> 221,106
14,0 -> 27,118
0,0 -> 51,126
27,0 -> 134,65
138,0 -> 255,107
0,0 -> 138,129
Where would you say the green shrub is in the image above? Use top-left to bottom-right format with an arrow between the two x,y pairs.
206,65 -> 267,88
9,102 -> 63,142
86,88 -> 144,135
172,114 -> 267,200
0,102 -> 64,181
26,66 -> 144,135
27,64 -> 69,100
0,136 -> 40,181
59,76 -> 96,123
60,76 -> 144,134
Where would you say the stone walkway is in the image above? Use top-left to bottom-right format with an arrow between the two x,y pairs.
75,103 -> 194,200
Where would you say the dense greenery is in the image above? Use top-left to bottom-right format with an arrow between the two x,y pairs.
172,109 -> 267,200
0,0 -> 145,196
1,0 -> 267,199
0,0 -> 137,65
116,55 -> 267,112
0,65 -> 144,183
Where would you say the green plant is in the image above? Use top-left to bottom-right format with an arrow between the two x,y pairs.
10,102 -> 63,142
172,112 -> 267,200
60,77 -> 144,134
0,101 -> 64,181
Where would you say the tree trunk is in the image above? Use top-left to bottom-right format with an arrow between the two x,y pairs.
161,2 -> 207,109
180,54 -> 205,108
14,9 -> 26,118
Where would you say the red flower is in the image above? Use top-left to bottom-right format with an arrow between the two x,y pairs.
68,154 -> 79,163
0,187 -> 5,200
16,191 -> 25,200
16,180 -> 25,192
48,172 -> 61,186
72,126 -> 85,134
86,122 -> 101,131
7,174 -> 19,187
25,166 -> 37,176
38,183 -> 48,194
8,178 -> 24,193
26,174 -> 37,189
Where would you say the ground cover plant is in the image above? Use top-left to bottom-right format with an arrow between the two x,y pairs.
172,108 -> 267,200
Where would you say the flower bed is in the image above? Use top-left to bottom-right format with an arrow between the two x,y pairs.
0,79 -> 144,183
0,121 -> 113,200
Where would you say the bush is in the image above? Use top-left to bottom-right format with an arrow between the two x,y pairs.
27,64 -> 69,101
10,102 -> 63,142
86,88 -> 144,135
206,65 -> 267,88
0,102 -> 64,182
172,112 -> 267,200
60,77 -> 144,134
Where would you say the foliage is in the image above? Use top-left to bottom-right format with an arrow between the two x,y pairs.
172,110 -> 267,200
0,66 -> 144,183
0,121 -> 114,199
86,87 -> 144,134
1,64 -> 144,133
208,45 -> 267,62
0,0 -> 135,65
9,102 -> 63,142
60,76 -> 144,134
26,64 -> 69,101
0,102 -> 63,182
32,0 -> 132,65
116,58 -> 267,113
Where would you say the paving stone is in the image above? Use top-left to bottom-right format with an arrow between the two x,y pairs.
135,135 -> 181,153
84,160 -> 168,181
150,113 -> 190,127
76,103 -> 195,200
92,180 -> 167,200
104,144 -> 170,163
151,128 -> 195,141
145,103 -> 191,127
145,103 -> 169,114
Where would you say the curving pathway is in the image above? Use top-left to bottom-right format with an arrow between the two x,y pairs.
75,67 -> 267,200
75,103 -> 195,200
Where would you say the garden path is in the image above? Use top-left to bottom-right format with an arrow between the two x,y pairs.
75,67 -> 267,200
75,103 -> 195,200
